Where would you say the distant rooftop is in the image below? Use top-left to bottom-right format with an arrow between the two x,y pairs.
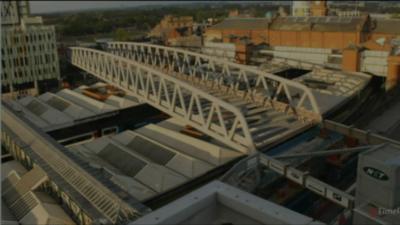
209,16 -> 368,32
260,60 -> 371,115
373,19 -> 400,35
271,16 -> 366,32
210,18 -> 271,30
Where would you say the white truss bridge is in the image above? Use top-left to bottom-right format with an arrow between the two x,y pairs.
70,42 -> 322,154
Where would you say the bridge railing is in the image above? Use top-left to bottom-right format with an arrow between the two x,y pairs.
70,47 -> 256,153
107,42 -> 321,121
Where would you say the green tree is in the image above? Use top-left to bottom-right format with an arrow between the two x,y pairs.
114,28 -> 129,41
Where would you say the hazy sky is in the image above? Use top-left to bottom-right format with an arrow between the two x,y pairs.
29,1 -> 279,14
29,1 -> 182,14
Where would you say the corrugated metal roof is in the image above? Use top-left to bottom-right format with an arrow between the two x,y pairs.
17,96 -> 74,129
211,18 -> 271,30
127,135 -> 176,165
68,121 -> 242,201
373,19 -> 400,34
57,89 -> 117,114
99,143 -> 148,177
38,92 -> 95,120
0,118 -> 142,223
136,120 -> 242,166
114,129 -> 215,178
6,83 -> 141,131
70,136 -> 188,197
2,110 -> 149,223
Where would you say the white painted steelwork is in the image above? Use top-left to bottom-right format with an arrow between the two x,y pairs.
106,42 -> 321,117
70,47 -> 255,153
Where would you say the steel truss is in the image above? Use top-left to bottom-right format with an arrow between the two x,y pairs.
70,47 -> 256,153
107,42 -> 321,120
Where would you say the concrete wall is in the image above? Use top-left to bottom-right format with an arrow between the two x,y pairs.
264,46 -> 333,65
202,42 -> 236,61
360,50 -> 389,76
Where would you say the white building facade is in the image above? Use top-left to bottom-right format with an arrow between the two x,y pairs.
292,1 -> 311,17
1,1 -> 60,99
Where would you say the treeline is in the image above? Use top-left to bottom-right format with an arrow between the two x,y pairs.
42,3 -> 287,38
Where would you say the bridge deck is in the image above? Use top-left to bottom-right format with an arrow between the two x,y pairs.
169,71 -> 313,150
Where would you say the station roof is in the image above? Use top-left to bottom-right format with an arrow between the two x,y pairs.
297,70 -> 371,115
1,104 -> 148,222
68,118 -> 242,202
294,69 -> 371,113
5,82 -> 141,131
210,18 -> 271,30
260,60 -> 371,115
1,162 -> 75,225
270,16 -> 366,32
130,181 -> 324,225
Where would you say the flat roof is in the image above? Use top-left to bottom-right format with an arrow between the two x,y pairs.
130,181 -> 325,225
294,69 -> 371,115
259,61 -> 371,115
5,82 -> 141,131
68,119 -> 243,202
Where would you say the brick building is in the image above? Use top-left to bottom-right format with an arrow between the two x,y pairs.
204,14 -> 400,90
149,15 -> 194,44
205,15 -> 373,50
268,16 -> 370,49
204,18 -> 271,45
370,19 -> 400,42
